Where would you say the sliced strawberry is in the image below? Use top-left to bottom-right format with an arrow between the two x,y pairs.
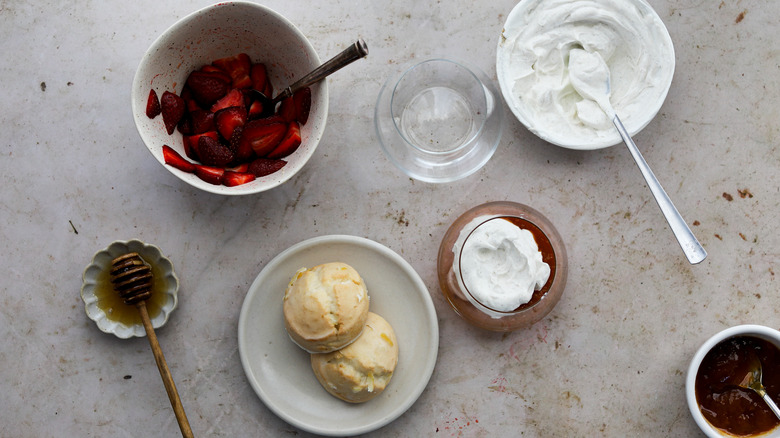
232,126 -> 253,161
278,87 -> 311,124
238,119 -> 287,157
162,145 -> 195,173
252,114 -> 286,125
186,70 -> 230,107
241,89 -> 253,108
267,121 -> 301,159
247,99 -> 266,119
160,91 -> 186,135
177,114 -> 193,136
180,87 -> 201,112
190,109 -> 215,134
293,87 -> 311,125
213,53 -> 253,89
250,63 -> 269,94
228,126 -> 244,155
194,164 -> 225,185
210,88 -> 244,113
248,158 -> 287,177
263,77 -> 273,99
182,131 -> 219,160
229,162 -> 250,173
200,64 -> 232,83
278,95 -> 296,122
146,89 -> 161,119
222,171 -> 256,187
214,106 -> 247,140
197,135 -> 235,167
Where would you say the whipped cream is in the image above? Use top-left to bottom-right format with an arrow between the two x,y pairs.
497,0 -> 675,148
453,216 -> 550,312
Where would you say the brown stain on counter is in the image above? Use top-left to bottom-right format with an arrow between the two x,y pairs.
716,187 -> 757,241
736,10 -> 747,24
384,203 -> 410,227
722,188 -> 753,202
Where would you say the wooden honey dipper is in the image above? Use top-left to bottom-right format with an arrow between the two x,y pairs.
110,252 -> 194,438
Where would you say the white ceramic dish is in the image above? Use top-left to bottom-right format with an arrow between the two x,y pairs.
238,235 -> 439,436
131,1 -> 328,195
81,239 -> 179,339
496,0 -> 675,150
686,324 -> 780,437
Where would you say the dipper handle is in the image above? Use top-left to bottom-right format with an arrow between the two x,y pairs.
137,301 -> 194,438
110,253 -> 194,438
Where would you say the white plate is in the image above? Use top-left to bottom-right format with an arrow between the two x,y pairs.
238,235 -> 439,436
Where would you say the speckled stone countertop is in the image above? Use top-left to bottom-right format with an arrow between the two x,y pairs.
2,1 -> 778,436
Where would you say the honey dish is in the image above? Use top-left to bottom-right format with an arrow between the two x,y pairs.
81,239 -> 179,339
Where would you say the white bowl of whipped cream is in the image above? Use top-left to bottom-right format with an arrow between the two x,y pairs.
497,0 -> 675,150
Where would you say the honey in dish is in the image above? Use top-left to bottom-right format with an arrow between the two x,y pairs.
93,258 -> 169,325
695,336 -> 780,436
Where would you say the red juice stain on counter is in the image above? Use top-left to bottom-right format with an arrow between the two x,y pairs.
508,324 -> 549,364
437,416 -> 479,435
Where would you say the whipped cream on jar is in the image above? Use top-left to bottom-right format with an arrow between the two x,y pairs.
453,216 -> 551,312
497,0 -> 675,149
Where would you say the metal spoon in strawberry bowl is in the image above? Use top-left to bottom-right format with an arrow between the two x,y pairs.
568,48 -> 707,265
251,39 -> 368,118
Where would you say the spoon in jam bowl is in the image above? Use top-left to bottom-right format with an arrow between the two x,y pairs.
251,39 -> 368,118
737,351 -> 780,420
568,49 -> 707,265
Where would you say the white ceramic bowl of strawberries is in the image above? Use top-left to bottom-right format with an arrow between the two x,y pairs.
131,1 -> 327,195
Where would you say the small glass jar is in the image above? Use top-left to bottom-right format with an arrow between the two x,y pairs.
437,201 -> 567,331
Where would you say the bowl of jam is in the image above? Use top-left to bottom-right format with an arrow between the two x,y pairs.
687,325 -> 780,437
436,201 -> 567,331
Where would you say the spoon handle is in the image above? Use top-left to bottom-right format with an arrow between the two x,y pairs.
612,115 -> 707,265
762,392 -> 780,420
275,39 -> 369,102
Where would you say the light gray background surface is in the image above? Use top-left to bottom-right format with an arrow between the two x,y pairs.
1,1 -> 777,436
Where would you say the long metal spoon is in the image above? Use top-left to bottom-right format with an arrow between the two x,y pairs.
737,351 -> 780,420
568,49 -> 707,265
251,39 -> 368,117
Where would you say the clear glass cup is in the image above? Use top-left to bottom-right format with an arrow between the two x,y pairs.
437,201 -> 568,331
375,59 -> 504,183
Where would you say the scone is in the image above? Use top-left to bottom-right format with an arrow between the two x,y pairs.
283,262 -> 370,353
310,312 -> 399,403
